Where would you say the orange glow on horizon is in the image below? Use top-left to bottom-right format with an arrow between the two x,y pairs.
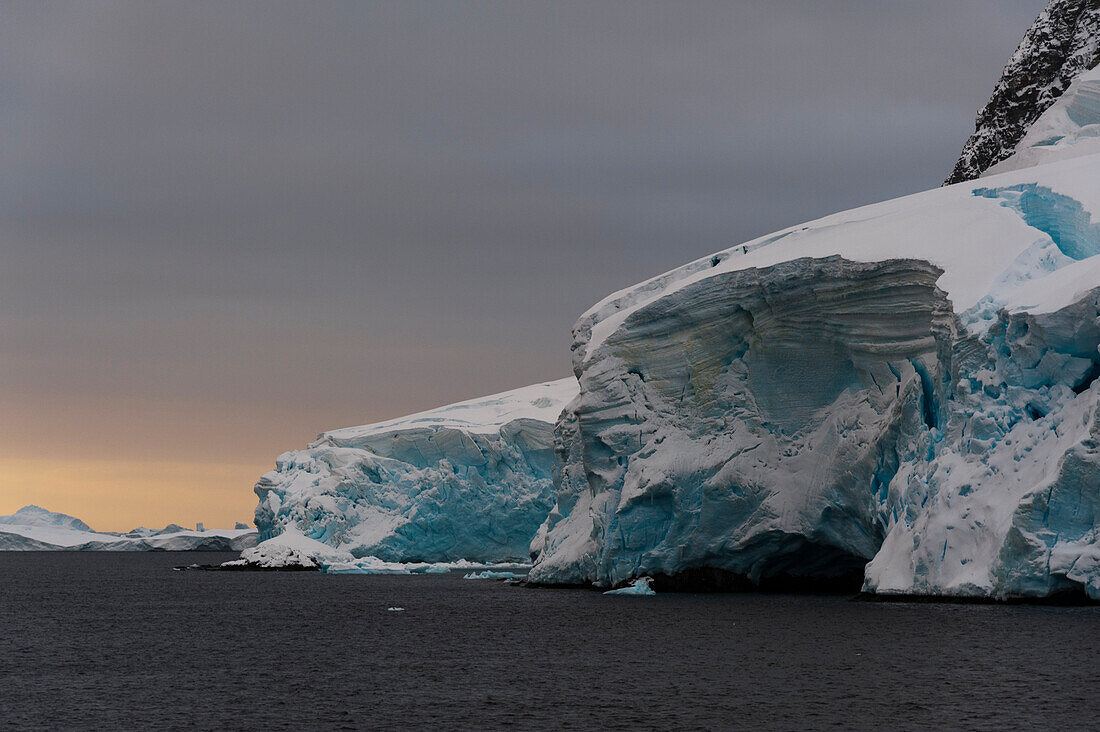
0,458 -> 261,533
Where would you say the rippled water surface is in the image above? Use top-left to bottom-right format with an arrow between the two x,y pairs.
2,552 -> 1098,730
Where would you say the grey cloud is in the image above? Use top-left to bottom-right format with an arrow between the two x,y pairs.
0,1 -> 1046,460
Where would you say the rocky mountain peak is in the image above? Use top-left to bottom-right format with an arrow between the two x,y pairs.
945,0 -> 1100,185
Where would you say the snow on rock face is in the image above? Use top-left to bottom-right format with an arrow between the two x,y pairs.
529,155 -> 1100,600
985,64 -> 1100,176
251,379 -> 577,565
945,0 -> 1100,184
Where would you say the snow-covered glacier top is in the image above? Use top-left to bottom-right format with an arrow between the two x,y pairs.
316,378 -> 579,444
581,152 -> 1100,361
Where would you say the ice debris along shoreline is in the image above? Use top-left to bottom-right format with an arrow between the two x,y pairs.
216,528 -> 531,575
243,379 -> 576,568
0,505 -> 257,551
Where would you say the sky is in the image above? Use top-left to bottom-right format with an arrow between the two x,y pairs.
1,0 -> 1047,530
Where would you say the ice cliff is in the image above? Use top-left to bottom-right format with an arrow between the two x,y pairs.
0,505 -> 257,551
246,379 -> 577,566
529,127 -> 1100,598
946,0 -> 1100,184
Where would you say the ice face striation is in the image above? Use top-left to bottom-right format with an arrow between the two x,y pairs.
531,257 -> 954,590
945,0 -> 1100,185
251,379 -> 577,564
529,152 -> 1100,600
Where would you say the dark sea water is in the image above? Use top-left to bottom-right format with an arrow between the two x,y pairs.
1,552 -> 1098,731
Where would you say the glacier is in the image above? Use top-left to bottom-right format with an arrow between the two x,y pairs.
0,505 -> 257,551
528,135 -> 1100,599
238,0 -> 1100,600
244,379 -> 577,568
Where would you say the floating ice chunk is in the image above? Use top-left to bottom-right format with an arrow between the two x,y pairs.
603,577 -> 656,596
462,570 -> 525,580
230,530 -> 347,569
324,559 -> 411,575
318,555 -> 532,575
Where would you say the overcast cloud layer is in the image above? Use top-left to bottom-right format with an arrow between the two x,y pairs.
0,1 -> 1046,525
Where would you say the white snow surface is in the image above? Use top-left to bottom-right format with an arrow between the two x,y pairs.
0,506 -> 257,551
582,153 -> 1100,360
530,149 -> 1100,600
223,529 -> 343,568
319,379 -> 578,441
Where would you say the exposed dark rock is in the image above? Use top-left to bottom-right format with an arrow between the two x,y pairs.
945,0 -> 1100,184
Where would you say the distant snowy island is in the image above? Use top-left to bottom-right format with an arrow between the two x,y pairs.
0,505 -> 257,551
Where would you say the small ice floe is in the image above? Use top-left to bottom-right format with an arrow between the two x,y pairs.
387,607 -> 405,612
603,577 -> 656,596
323,557 -> 534,575
325,558 -> 412,575
462,570 -> 525,580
